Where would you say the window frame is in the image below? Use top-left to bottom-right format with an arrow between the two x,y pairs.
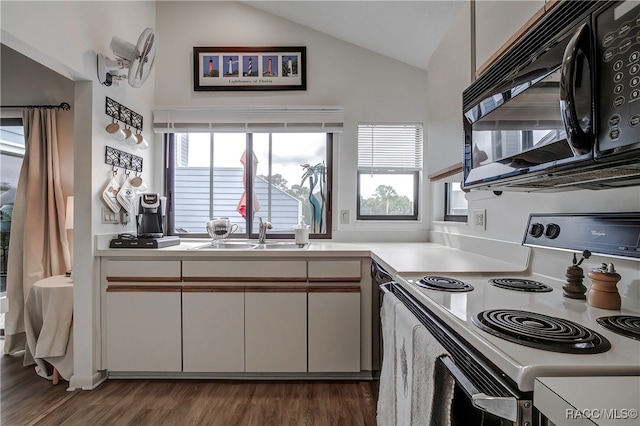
356,123 -> 423,221
164,132 -> 333,239
356,169 -> 419,221
444,182 -> 468,222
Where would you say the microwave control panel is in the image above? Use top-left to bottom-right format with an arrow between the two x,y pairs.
595,0 -> 640,157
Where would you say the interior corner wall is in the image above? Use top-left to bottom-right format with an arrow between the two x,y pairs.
1,0 -> 156,389
154,1 -> 430,242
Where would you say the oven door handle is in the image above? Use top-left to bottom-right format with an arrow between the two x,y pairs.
439,355 -> 518,422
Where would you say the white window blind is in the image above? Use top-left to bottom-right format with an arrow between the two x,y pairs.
153,106 -> 343,133
357,123 -> 423,171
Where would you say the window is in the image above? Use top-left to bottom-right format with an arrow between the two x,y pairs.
357,123 -> 422,220
444,182 -> 468,222
1,118 -> 25,295
166,132 -> 332,239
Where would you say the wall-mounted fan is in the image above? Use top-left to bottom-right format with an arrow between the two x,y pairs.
97,28 -> 157,88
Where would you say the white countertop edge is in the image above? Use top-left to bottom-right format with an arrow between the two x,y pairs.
534,376 -> 640,426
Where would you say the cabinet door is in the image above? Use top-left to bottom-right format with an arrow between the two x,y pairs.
182,287 -> 244,372
104,286 -> 182,372
245,288 -> 307,373
308,286 -> 361,372
475,1 -> 545,72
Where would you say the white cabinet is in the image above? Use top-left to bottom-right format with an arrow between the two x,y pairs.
101,257 -> 369,376
102,260 -> 182,372
245,288 -> 307,373
183,260 -> 308,374
182,286 -> 244,372
474,0 -> 545,74
307,260 -> 362,373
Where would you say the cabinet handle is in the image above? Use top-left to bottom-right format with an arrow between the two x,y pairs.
106,285 -> 182,292
308,285 -> 361,293
308,277 -> 361,283
182,277 -> 306,283
182,285 -> 244,292
244,285 -> 307,292
106,276 -> 181,282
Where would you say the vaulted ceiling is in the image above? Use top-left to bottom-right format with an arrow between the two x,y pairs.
241,1 -> 467,70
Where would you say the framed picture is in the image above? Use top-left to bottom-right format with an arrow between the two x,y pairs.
193,46 -> 306,91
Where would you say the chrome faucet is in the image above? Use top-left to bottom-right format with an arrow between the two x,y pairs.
258,217 -> 272,243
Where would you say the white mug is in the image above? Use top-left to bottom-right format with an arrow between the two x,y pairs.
106,121 -> 126,140
124,128 -> 138,145
135,134 -> 149,150
130,174 -> 147,191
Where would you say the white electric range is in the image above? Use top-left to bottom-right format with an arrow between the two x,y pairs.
393,270 -> 640,392
381,213 -> 640,425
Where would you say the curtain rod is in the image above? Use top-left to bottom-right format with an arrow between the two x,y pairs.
0,102 -> 71,111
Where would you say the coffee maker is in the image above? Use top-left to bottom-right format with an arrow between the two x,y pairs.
137,193 -> 165,238
109,193 -> 180,248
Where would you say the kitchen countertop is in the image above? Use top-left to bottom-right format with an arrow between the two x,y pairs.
535,376 -> 640,426
95,236 -> 531,275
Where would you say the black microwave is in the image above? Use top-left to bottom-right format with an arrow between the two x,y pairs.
462,0 -> 640,192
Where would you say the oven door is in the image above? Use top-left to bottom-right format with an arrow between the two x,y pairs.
381,282 -> 536,425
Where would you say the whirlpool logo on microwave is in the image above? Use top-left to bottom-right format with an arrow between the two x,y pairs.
591,230 -> 607,238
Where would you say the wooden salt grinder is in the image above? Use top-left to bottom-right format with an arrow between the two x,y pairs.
563,251 -> 590,299
564,265 -> 586,299
587,263 -> 622,310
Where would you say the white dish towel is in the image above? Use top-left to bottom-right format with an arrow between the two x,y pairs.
377,292 -> 402,426
377,291 -> 455,426
394,300 -> 422,425
412,326 -> 455,426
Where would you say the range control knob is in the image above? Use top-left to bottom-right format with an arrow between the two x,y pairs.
529,223 -> 544,238
544,223 -> 561,239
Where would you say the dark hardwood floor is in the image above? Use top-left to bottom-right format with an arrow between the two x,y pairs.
1,339 -> 378,426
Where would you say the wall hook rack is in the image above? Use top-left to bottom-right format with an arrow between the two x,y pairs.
105,146 -> 143,173
105,97 -> 143,131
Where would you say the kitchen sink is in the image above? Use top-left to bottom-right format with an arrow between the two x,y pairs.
190,241 -> 309,250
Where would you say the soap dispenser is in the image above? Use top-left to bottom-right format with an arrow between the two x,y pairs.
587,263 -> 622,310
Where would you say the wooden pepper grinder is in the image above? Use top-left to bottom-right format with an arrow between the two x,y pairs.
587,263 -> 622,310
563,250 -> 591,299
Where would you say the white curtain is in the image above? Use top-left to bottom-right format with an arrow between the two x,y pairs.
3,109 -> 71,355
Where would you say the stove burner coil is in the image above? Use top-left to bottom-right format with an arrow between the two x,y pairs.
596,315 -> 640,341
489,278 -> 553,293
473,309 -> 611,354
416,276 -> 474,292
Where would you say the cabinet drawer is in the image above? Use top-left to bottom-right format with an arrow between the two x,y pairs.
105,260 -> 181,282
308,260 -> 361,282
183,260 -> 306,281
104,291 -> 182,372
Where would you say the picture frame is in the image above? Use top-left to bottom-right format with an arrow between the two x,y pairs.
193,46 -> 306,91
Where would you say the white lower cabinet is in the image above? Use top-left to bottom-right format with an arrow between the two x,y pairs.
102,258 -> 367,375
182,288 -> 244,372
105,287 -> 182,372
102,260 -> 182,372
245,289 -> 307,373
308,287 -> 361,372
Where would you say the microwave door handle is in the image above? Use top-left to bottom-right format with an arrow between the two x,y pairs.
560,22 -> 593,155
438,355 -> 518,422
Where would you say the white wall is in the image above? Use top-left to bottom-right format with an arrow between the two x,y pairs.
154,1 -> 431,242
1,0 -> 156,389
